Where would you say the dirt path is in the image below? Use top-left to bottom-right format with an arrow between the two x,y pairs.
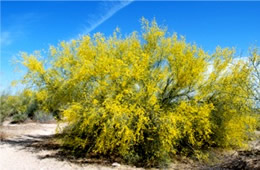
0,122 -> 139,170
1,122 -> 260,170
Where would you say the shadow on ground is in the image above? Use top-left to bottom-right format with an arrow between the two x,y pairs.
208,149 -> 260,170
1,133 -> 260,169
0,134 -> 112,167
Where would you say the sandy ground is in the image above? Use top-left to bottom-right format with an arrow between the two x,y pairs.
0,122 -> 260,170
0,122 -> 140,170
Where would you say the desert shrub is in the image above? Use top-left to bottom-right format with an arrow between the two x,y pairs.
0,89 -> 55,124
33,110 -> 54,122
0,90 -> 38,124
0,92 -> 10,123
11,113 -> 28,123
19,19 -> 257,166
0,92 -> 25,123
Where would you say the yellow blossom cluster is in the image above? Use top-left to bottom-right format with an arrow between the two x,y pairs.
20,18 -> 257,166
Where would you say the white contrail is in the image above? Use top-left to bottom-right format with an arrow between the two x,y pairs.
83,1 -> 133,35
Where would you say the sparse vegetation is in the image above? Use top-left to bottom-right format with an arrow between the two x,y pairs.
0,90 -> 33,124
0,90 -> 53,124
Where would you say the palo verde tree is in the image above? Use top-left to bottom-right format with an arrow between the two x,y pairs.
248,47 -> 260,110
19,18 -> 257,166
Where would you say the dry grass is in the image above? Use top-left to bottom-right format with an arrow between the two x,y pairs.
0,131 -> 9,141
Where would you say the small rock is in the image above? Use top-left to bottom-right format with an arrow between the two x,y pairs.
112,162 -> 121,167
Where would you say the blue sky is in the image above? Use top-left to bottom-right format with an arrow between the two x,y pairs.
1,1 -> 260,93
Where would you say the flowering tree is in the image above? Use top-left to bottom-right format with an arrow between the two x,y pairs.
20,19 -> 257,166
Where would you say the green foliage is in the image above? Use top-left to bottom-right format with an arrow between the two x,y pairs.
0,89 -> 48,124
0,90 -> 32,123
19,19 -> 257,167
11,113 -> 28,124
33,110 -> 54,122
0,92 -> 11,123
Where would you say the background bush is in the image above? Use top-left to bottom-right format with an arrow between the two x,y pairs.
19,19 -> 258,167
33,110 -> 54,123
0,90 -> 53,124
0,90 -> 34,124
0,92 -> 11,123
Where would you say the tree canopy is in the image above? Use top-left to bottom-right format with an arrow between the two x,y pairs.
19,18 -> 258,166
